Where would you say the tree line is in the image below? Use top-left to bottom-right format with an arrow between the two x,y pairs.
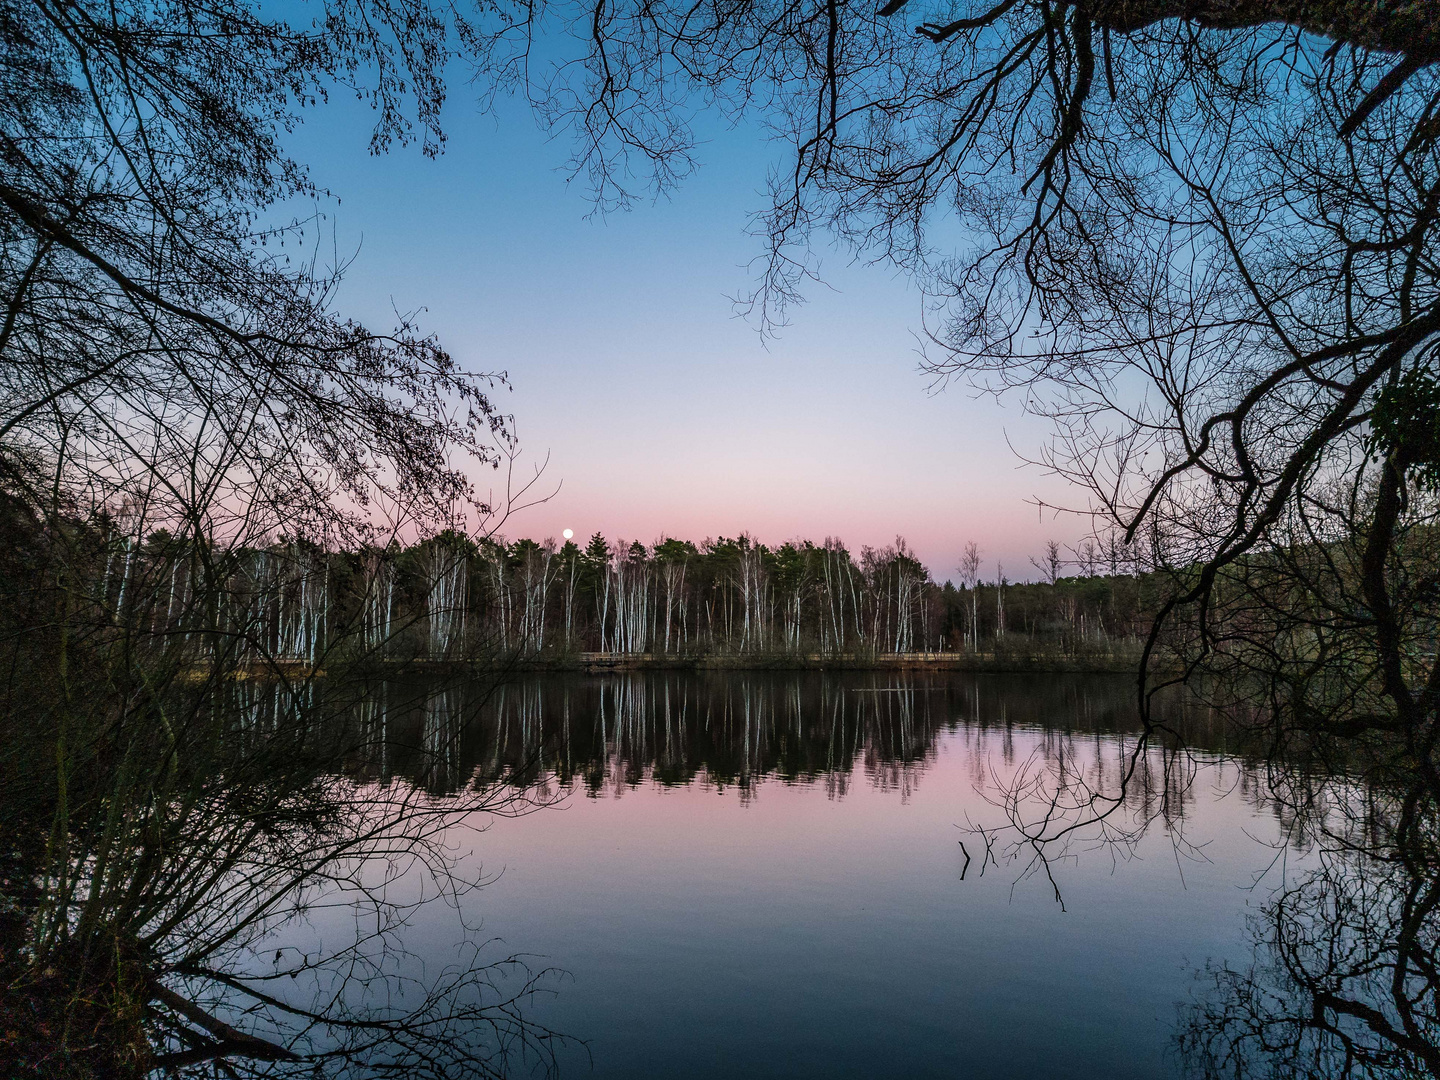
80,513 -> 1159,663
7,0 -> 1440,1071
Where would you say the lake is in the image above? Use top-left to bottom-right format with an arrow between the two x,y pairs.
306,671 -> 1298,1079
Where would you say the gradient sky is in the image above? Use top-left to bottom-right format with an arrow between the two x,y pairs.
292,88 -> 1088,582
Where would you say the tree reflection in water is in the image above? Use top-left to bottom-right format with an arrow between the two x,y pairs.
2,669 -> 570,1079
20,666 -> 1429,1077
368,672 -> 1440,1080
373,671 -> 1230,802
1178,785 -> 1440,1078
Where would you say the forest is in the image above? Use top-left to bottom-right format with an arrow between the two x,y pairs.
7,0 -> 1440,1073
74,515 -> 1157,665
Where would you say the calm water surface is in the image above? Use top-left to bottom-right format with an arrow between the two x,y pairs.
358,672 -> 1295,1079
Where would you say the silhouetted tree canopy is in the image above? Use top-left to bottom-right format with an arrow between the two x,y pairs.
499,5 -> 1440,1071
512,0 -> 1440,814
7,0 -> 1440,1076
2,0 -> 517,542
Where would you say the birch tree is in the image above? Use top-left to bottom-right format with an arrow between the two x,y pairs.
361,549 -> 397,656
654,537 -> 696,654
557,538 -> 583,651
513,538 -> 559,654
419,533 -> 472,659
958,542 -> 982,651
994,563 -> 1006,640
585,533 -> 612,653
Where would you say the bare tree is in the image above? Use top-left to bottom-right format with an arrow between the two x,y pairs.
958,541 -> 982,650
995,562 -> 1007,639
1033,540 -> 1063,586
489,10 -> 1440,1007
504,0 -> 1440,753
0,1 -> 538,1073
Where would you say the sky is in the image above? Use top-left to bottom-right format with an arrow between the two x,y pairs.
291,85 -> 1089,583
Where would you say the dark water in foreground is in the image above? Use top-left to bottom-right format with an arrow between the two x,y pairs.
333,672 -> 1296,1079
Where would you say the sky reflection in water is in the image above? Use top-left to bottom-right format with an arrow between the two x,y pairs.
356,673 -> 1298,1079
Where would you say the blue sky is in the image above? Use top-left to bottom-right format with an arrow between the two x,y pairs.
290,81 -> 1086,581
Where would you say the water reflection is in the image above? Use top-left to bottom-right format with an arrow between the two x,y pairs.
1178,781 -> 1440,1079
361,672 -> 1263,1080
214,672 -> 1440,1079
347,672 -> 1240,803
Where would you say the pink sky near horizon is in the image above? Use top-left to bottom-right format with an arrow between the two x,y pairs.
298,98 -> 1096,583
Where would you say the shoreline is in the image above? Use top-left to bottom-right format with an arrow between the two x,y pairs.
240,649 -> 1147,678
555,651 -> 1143,674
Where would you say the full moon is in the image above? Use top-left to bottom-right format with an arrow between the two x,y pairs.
562,529 -> 574,540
